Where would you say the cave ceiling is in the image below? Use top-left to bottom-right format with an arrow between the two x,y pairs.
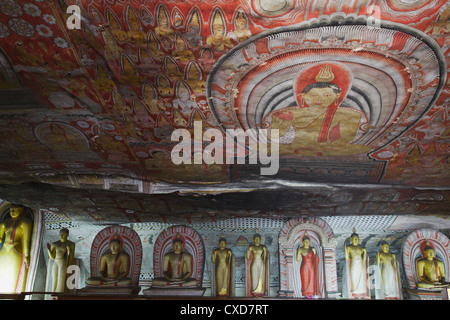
0,0 -> 448,225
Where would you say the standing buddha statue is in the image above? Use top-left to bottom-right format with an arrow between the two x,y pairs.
0,204 -> 32,293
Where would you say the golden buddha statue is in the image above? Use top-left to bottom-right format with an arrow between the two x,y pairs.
152,233 -> 198,287
86,238 -> 131,286
0,204 -> 32,293
416,242 -> 450,290
245,231 -> 269,297
267,63 -> 371,156
344,229 -> 369,298
376,238 -> 400,299
211,235 -> 235,296
47,228 -> 75,292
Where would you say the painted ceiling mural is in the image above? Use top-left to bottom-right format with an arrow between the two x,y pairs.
0,0 -> 448,223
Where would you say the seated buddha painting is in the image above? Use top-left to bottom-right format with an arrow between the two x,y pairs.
265,62 -> 371,157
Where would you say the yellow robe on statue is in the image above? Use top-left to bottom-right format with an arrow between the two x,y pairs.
0,217 -> 31,293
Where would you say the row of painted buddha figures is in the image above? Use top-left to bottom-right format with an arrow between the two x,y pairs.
0,204 -> 448,298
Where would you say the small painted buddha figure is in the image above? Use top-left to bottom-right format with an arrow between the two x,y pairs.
126,9 -> 146,45
172,34 -> 195,62
155,9 -> 174,40
86,238 -> 131,286
173,86 -> 197,116
152,233 -> 198,287
416,242 -> 450,290
228,11 -> 252,43
206,12 -> 233,52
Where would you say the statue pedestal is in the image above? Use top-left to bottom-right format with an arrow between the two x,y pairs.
78,285 -> 141,295
405,288 -> 443,300
325,291 -> 341,299
143,286 -> 206,297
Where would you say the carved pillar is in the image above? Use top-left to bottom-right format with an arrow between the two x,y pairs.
323,240 -> 339,298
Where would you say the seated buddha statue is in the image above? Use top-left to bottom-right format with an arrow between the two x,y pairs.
85,238 -> 131,287
416,242 -> 450,290
152,233 -> 198,287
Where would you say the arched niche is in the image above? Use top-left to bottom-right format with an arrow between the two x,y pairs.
402,228 -> 450,299
84,225 -> 143,294
278,217 -> 339,298
152,225 -> 205,287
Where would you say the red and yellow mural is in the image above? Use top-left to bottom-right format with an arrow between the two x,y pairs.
0,0 -> 448,221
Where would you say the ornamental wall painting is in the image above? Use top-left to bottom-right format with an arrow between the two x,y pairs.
208,16 -> 446,183
0,0 -> 448,189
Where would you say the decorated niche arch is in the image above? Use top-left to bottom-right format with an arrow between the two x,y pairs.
153,225 -> 205,286
278,217 -> 338,298
89,225 -> 143,287
402,229 -> 450,290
